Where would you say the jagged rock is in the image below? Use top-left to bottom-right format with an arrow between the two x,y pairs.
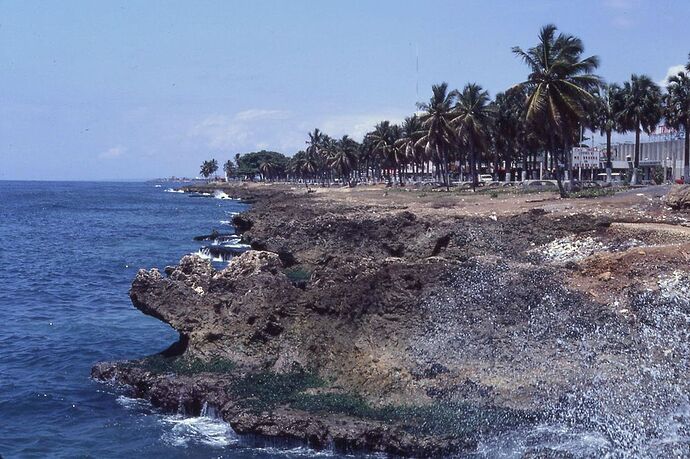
232,214 -> 254,232
665,184 -> 690,210
94,184 -> 690,457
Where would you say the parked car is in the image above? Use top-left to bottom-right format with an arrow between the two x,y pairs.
478,174 -> 494,183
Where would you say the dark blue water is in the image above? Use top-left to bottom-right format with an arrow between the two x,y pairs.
0,181 -> 333,458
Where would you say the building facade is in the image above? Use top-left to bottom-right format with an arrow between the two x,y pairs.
609,138 -> 686,180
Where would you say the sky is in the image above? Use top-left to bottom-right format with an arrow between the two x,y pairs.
1,0 -> 689,180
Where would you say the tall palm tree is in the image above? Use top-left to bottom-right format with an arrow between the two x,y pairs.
617,74 -> 663,184
223,159 -> 235,182
329,135 -> 359,184
493,87 -> 526,182
258,160 -> 276,181
593,83 -> 623,182
665,70 -> 690,180
512,24 -> 601,197
417,82 -> 457,189
305,128 -> 329,184
452,83 -> 494,190
200,159 -> 219,179
368,121 -> 397,184
395,115 -> 424,181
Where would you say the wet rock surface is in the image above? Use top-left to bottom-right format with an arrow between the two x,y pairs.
94,183 -> 690,457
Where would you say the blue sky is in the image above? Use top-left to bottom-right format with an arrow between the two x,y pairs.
1,0 -> 688,180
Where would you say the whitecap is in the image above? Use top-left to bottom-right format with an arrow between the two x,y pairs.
164,188 -> 184,193
213,190 -> 233,200
116,395 -> 151,410
159,403 -> 238,448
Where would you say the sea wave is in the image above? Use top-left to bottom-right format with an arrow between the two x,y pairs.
160,413 -> 238,448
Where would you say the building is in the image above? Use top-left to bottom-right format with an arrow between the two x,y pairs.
608,138 -> 686,180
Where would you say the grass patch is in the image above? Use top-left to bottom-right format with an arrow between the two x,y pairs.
570,187 -> 615,199
227,366 -> 324,410
283,266 -> 311,283
141,355 -> 236,375
290,392 -> 537,437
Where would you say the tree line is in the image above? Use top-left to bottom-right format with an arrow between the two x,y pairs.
200,25 -> 689,198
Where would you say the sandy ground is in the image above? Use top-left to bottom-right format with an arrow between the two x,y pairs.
238,182 -> 689,224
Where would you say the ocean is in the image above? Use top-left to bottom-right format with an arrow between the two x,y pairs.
0,181 -> 341,458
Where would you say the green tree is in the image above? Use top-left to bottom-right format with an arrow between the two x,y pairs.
258,160 -> 276,181
395,115 -> 424,181
236,151 -> 289,179
593,83 -> 624,183
329,135 -> 359,184
492,87 -> 526,182
368,121 -> 398,185
417,82 -> 457,189
200,159 -> 219,179
512,24 -> 601,197
223,159 -> 235,181
665,69 -> 690,179
452,83 -> 494,190
617,74 -> 663,184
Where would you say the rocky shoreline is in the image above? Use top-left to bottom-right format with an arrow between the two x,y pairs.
93,183 -> 690,457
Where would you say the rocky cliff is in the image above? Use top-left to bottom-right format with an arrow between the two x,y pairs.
93,184 -> 690,457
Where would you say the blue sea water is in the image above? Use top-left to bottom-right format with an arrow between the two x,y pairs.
0,181 -> 338,459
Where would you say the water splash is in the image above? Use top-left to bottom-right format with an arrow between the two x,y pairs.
412,259 -> 690,458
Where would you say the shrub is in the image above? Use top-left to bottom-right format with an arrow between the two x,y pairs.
652,166 -> 665,184
283,266 -> 311,283
570,188 -> 615,199
228,366 -> 323,410
291,393 -> 537,437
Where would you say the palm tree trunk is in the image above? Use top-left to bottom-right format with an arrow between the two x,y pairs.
683,127 -> 690,181
470,146 -> 478,191
505,152 -> 512,182
551,132 -> 567,198
443,150 -> 450,190
606,130 -> 613,183
632,126 -> 641,185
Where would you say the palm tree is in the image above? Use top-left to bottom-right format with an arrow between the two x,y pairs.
417,82 -> 457,189
395,115 -> 424,182
329,135 -> 359,184
200,159 -> 219,179
258,160 -> 276,181
593,83 -> 623,182
452,83 -> 494,190
512,24 -> 601,197
368,121 -> 397,184
617,74 -> 663,184
493,87 -> 526,182
665,69 -> 690,180
223,159 -> 235,182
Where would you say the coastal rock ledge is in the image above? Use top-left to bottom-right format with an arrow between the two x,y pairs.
93,184 -> 690,457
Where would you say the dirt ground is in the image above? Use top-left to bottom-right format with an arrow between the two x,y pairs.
244,182 -> 688,223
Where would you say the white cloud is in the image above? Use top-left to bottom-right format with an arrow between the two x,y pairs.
98,146 -> 126,160
234,109 -> 291,121
611,15 -> 635,29
604,0 -> 640,29
317,112 -> 408,141
604,0 -> 640,9
189,108 -> 412,154
189,109 -> 293,150
659,64 -> 687,87
189,114 -> 251,149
